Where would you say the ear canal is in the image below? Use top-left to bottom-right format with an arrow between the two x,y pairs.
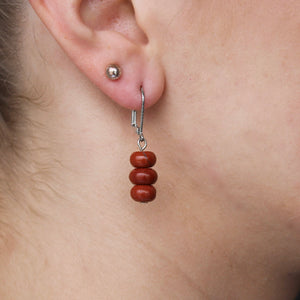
80,0 -> 148,45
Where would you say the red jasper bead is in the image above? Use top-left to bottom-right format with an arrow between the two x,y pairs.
130,151 -> 156,168
131,185 -> 156,203
129,168 -> 158,185
129,151 -> 158,202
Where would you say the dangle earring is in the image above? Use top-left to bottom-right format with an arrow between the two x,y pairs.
129,87 -> 158,203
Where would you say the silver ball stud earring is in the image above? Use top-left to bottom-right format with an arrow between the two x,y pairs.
106,64 -> 122,81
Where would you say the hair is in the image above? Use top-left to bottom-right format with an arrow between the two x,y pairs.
0,1 -> 64,222
0,0 -> 24,148
0,1 -> 27,221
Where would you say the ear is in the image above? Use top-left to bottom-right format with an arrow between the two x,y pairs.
28,0 -> 165,110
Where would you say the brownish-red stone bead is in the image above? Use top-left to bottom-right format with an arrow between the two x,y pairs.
130,151 -> 158,203
130,151 -> 156,168
129,168 -> 158,185
131,185 -> 156,203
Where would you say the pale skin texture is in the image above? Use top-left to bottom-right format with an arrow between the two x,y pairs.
0,0 -> 300,299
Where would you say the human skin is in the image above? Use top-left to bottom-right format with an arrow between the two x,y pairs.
0,0 -> 299,299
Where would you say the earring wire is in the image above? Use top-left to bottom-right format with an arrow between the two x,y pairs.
131,87 -> 147,151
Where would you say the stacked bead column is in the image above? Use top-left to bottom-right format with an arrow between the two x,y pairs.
130,151 -> 158,203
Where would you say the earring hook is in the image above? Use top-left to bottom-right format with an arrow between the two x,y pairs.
131,87 -> 147,151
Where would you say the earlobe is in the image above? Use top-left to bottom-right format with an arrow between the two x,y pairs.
28,0 -> 165,109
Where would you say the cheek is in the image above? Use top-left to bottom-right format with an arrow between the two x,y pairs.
160,0 -> 300,225
174,77 -> 300,208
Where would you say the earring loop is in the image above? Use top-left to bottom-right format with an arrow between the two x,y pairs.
131,87 -> 147,151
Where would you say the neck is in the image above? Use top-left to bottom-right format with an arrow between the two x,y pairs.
2,188 -> 299,299
1,90 -> 299,299
2,146 -> 299,299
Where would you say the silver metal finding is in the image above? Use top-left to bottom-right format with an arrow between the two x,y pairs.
106,64 -> 122,80
132,87 -> 147,151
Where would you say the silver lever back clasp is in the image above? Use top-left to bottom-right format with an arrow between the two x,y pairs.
131,87 -> 147,151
